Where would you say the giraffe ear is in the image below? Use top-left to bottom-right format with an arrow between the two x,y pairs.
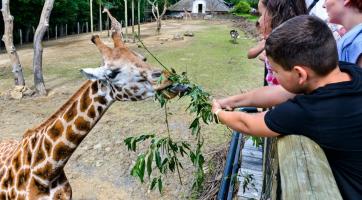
80,67 -> 109,81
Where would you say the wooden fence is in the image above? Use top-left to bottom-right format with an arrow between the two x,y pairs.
262,135 -> 342,199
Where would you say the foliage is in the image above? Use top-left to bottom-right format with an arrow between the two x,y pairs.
246,0 -> 258,8
124,68 -> 217,193
231,1 -> 251,14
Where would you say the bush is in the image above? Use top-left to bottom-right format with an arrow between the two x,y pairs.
246,0 -> 258,8
231,1 -> 251,14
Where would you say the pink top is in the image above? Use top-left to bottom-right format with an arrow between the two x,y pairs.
265,57 -> 279,86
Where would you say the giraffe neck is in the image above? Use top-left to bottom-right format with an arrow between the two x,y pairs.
27,80 -> 115,184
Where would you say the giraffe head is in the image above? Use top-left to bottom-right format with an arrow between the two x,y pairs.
81,33 -> 173,101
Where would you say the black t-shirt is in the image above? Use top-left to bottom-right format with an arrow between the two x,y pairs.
265,62 -> 362,200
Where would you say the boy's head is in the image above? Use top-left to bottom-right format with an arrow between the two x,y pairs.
265,15 -> 338,94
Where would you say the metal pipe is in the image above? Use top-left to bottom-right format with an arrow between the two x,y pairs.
227,131 -> 242,200
217,131 -> 240,200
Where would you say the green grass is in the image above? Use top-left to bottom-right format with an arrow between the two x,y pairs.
146,25 -> 263,97
235,13 -> 259,22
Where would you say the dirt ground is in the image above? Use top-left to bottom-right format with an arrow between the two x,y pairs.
0,19 -> 258,199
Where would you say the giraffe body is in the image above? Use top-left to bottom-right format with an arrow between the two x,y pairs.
103,8 -> 124,40
0,32 -> 173,199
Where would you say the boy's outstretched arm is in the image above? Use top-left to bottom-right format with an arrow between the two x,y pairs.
212,100 -> 279,137
217,85 -> 295,110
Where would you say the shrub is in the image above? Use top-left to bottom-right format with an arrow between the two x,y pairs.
231,1 -> 251,14
246,0 -> 258,8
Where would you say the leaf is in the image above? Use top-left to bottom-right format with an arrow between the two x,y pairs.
139,155 -> 146,183
158,177 -> 163,193
169,157 -> 175,172
150,177 -> 158,190
155,150 -> 162,170
147,150 -> 154,177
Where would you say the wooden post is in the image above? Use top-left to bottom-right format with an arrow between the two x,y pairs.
106,16 -> 110,37
65,24 -> 68,36
55,25 -> 58,40
47,27 -> 49,40
86,22 -> 89,33
278,135 -> 342,199
77,22 -> 80,34
19,29 -> 23,46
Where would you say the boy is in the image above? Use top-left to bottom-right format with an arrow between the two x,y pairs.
212,15 -> 362,199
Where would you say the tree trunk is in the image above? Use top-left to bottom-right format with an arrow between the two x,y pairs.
33,0 -> 55,96
124,0 -> 128,42
99,1 -> 102,32
137,0 -> 141,36
131,0 -> 135,42
90,0 -> 93,33
1,0 -> 26,86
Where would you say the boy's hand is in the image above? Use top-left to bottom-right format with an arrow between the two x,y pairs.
212,99 -> 222,114
215,98 -> 233,111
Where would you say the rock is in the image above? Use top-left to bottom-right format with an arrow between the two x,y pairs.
14,85 -> 25,92
22,87 -> 35,96
10,90 -> 23,100
96,160 -> 103,167
105,147 -> 111,152
93,143 -> 102,150
172,33 -> 184,41
204,15 -> 213,20
158,37 -> 169,42
184,31 -> 194,37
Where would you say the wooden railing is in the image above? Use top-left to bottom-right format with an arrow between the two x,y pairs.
262,135 -> 342,199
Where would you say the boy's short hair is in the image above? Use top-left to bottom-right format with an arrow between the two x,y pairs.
265,15 -> 338,76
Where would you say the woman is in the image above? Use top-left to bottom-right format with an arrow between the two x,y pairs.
324,0 -> 362,67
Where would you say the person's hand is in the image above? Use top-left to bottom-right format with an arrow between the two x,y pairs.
212,99 -> 222,114
215,98 -> 233,111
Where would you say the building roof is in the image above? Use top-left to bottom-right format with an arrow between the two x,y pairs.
168,0 -> 230,12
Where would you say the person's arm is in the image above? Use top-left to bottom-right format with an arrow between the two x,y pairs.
212,101 -> 279,137
247,40 -> 265,59
216,85 -> 295,110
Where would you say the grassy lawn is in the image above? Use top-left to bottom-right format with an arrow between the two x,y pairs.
236,13 -> 259,22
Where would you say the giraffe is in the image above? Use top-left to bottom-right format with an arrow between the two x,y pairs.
103,7 -> 147,61
103,8 -> 124,41
0,32 -> 176,200
183,8 -> 192,20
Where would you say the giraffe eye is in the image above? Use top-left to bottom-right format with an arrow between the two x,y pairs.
108,70 -> 121,79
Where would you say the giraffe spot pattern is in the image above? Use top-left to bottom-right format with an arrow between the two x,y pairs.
80,88 -> 91,112
43,138 -> 52,156
87,105 -> 96,119
33,162 -> 59,181
16,168 -> 30,191
52,142 -> 74,161
12,152 -> 21,172
74,117 -> 91,132
91,81 -> 98,94
48,120 -> 64,141
33,143 -> 46,166
65,126 -> 84,145
94,96 -> 108,105
29,177 -> 50,197
63,101 -> 78,122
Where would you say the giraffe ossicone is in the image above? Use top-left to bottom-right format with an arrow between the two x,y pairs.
0,32 -> 175,200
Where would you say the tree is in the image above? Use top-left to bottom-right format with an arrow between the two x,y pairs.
90,0 -> 94,32
147,0 -> 167,34
124,0 -> 128,41
33,0 -> 55,95
1,0 -> 26,86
